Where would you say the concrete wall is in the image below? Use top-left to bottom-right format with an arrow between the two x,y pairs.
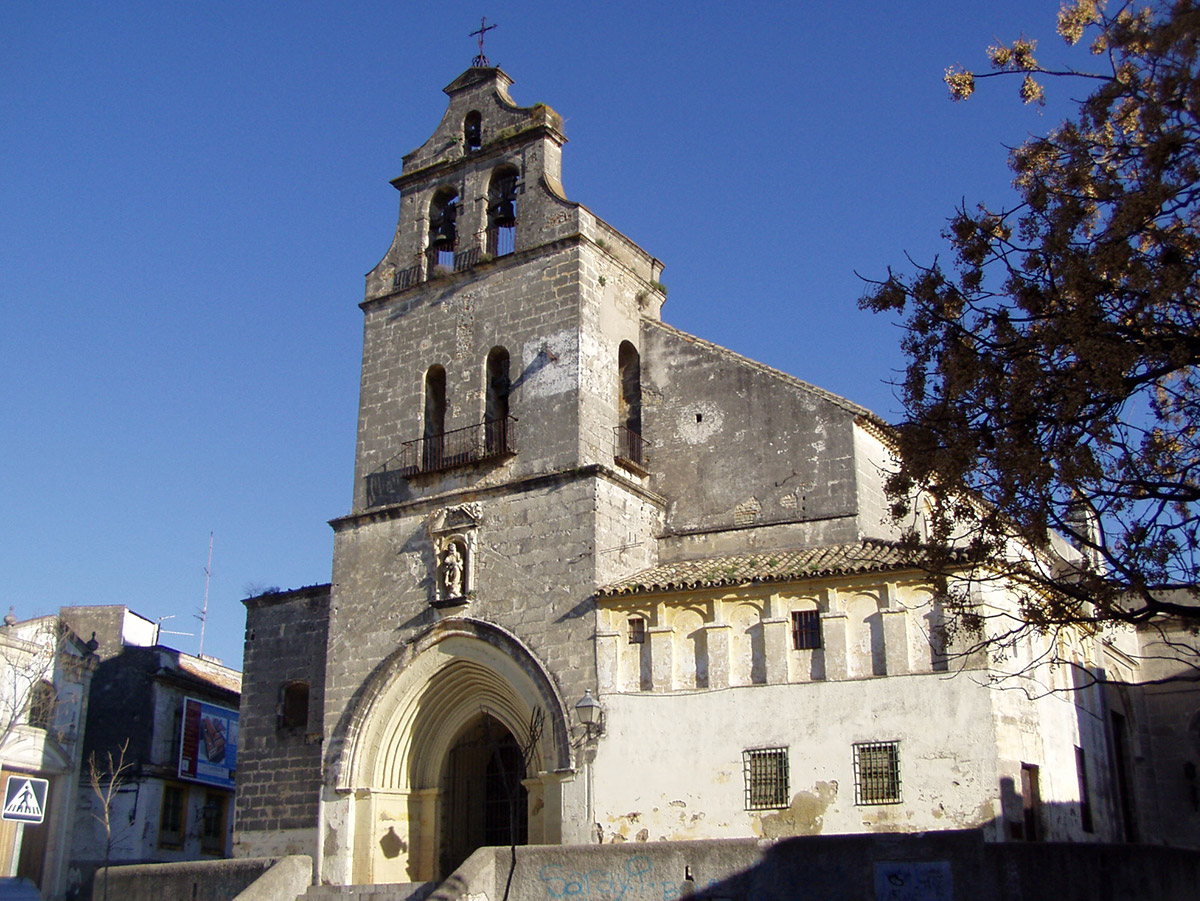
92,855 -> 309,901
431,832 -> 1200,901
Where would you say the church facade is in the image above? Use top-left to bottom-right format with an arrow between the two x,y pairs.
235,67 -> 1144,887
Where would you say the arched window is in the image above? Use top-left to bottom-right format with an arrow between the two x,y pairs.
486,167 -> 519,257
464,111 -> 482,152
28,680 -> 55,729
428,189 -> 459,271
424,365 -> 447,470
485,347 -> 510,455
616,341 -> 643,466
279,681 -> 309,730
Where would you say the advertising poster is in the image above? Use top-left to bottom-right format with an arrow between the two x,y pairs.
178,697 -> 238,788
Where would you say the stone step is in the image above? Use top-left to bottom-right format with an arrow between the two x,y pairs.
300,883 -> 435,901
0,878 -> 40,901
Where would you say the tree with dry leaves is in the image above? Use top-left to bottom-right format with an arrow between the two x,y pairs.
861,1 -> 1200,660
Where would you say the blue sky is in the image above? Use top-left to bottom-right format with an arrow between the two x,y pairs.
2,1 -> 1086,668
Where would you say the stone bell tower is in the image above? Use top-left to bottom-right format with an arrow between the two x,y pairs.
314,67 -> 669,884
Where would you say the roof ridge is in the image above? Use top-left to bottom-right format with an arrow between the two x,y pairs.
645,319 -> 889,429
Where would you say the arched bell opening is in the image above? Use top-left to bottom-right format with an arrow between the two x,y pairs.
486,166 -> 519,257
463,111 -> 483,153
427,188 -> 460,272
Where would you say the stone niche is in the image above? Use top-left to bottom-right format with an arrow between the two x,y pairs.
428,502 -> 481,606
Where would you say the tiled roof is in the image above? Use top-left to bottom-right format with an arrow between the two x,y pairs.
597,540 -> 924,598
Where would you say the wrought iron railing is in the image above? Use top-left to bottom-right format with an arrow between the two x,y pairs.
485,225 -> 515,257
366,416 -> 517,506
425,244 -> 457,274
614,425 -> 647,470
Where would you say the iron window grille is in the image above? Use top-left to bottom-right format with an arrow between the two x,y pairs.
743,747 -> 789,810
854,741 -> 901,805
791,610 -> 822,650
628,617 -> 646,644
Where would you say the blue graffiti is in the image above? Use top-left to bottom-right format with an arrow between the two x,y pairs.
539,856 -> 657,899
539,856 -> 719,900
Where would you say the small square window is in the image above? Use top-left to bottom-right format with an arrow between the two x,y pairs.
854,741 -> 901,805
743,747 -> 789,810
628,617 -> 646,644
791,610 -> 822,650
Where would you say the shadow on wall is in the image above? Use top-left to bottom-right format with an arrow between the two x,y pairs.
687,827 -> 1200,901
428,822 -> 1200,901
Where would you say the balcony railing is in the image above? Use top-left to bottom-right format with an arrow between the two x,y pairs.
366,417 -> 517,506
485,225 -> 515,258
614,425 -> 647,472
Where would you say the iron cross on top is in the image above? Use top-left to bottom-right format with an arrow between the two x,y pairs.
471,17 -> 497,68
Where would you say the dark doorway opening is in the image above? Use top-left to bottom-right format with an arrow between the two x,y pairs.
439,716 -> 528,878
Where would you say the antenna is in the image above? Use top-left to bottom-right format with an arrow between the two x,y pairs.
157,615 -> 194,640
197,532 -> 213,656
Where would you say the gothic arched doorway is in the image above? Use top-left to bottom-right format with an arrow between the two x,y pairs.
334,623 -> 571,885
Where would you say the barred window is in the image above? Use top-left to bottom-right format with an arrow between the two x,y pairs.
743,747 -> 789,810
791,610 -> 822,650
854,741 -> 901,805
628,617 -> 646,644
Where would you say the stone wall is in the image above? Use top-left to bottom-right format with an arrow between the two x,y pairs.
237,585 -> 330,858
642,320 -> 885,553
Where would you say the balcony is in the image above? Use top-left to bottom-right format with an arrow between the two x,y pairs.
614,425 -> 648,475
366,417 -> 517,506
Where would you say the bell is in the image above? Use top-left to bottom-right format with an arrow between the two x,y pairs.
430,204 -> 458,247
491,199 -> 516,227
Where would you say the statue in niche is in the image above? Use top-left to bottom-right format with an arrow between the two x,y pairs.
442,542 -> 465,599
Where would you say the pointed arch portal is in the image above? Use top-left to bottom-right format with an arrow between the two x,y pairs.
336,621 -> 571,884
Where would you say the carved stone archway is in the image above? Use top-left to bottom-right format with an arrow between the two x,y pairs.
333,619 -> 571,883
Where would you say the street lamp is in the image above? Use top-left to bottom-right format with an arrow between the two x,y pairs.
574,690 -> 603,737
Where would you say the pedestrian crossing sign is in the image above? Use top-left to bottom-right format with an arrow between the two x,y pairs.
2,776 -> 48,824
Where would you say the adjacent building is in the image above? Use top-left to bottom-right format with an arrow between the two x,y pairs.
0,614 -> 94,898
61,606 -> 240,899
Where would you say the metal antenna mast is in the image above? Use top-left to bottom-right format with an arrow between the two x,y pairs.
198,532 -> 213,656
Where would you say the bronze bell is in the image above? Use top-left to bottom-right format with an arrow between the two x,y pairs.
430,204 -> 458,247
490,199 -> 516,227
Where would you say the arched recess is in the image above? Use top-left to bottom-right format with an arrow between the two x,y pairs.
486,166 -> 519,256
484,346 -> 510,456
333,619 -> 571,884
